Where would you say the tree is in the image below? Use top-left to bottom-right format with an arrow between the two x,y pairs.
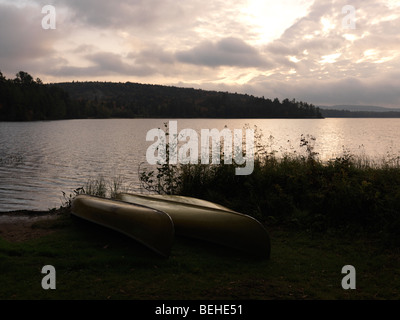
0,70 -> 6,82
14,71 -> 34,85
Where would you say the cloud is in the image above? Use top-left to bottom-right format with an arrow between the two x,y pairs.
49,51 -> 156,77
230,69 -> 400,108
0,3 -> 59,74
132,47 -> 176,65
52,0 -> 243,34
61,0 -> 175,29
239,0 -> 399,107
189,71 -> 400,109
176,37 -> 271,68
294,75 -> 400,107
89,52 -> 156,76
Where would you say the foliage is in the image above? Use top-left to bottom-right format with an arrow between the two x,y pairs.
0,71 -> 73,121
139,127 -> 400,246
139,123 -> 181,194
56,81 -> 323,119
61,175 -> 127,208
61,187 -> 85,208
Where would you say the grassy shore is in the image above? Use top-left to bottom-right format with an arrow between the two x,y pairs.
0,208 -> 399,300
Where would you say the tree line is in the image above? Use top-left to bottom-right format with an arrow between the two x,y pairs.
1,71 -> 323,121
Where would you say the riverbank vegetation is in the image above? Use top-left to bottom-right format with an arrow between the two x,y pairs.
59,128 -> 400,247
139,128 -> 400,248
57,127 -> 400,248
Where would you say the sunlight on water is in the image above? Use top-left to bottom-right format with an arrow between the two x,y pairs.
1,118 -> 400,211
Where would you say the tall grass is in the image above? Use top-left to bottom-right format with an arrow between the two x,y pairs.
139,124 -> 400,246
62,175 -> 128,207
84,175 -> 126,199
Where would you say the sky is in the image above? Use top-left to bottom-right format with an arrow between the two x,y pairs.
0,0 -> 399,108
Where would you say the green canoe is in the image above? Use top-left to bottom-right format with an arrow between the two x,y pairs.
71,195 -> 174,257
116,193 -> 271,258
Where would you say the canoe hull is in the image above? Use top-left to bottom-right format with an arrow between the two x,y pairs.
71,195 -> 174,257
117,193 -> 271,258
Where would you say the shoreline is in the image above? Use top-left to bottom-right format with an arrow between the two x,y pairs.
0,208 -> 66,242
0,209 -> 61,216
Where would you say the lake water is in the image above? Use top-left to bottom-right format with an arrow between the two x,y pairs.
1,118 -> 400,212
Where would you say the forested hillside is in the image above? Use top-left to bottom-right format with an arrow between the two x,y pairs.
0,71 -> 74,121
0,71 -> 323,121
56,81 -> 322,119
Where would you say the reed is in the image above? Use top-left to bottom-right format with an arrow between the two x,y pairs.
62,175 -> 129,208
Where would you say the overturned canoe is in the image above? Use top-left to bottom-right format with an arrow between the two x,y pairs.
71,195 -> 174,257
117,193 -> 270,258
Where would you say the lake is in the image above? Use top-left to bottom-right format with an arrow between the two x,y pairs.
1,118 -> 400,212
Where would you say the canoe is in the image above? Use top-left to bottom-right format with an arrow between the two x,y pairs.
116,193 -> 270,258
71,195 -> 174,257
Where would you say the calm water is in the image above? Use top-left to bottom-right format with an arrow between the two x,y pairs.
1,118 -> 400,211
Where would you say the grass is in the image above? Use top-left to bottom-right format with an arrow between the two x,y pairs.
0,211 -> 399,300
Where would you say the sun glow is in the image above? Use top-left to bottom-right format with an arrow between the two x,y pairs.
241,0 -> 314,44
321,17 -> 336,33
319,53 -> 342,64
289,56 -> 301,63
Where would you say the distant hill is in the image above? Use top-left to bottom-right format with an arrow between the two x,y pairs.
319,105 -> 400,112
319,105 -> 400,118
52,81 -> 323,119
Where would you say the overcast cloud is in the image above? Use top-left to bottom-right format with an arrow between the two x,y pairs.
0,0 -> 399,107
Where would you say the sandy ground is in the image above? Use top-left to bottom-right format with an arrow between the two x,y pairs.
0,211 -> 60,242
